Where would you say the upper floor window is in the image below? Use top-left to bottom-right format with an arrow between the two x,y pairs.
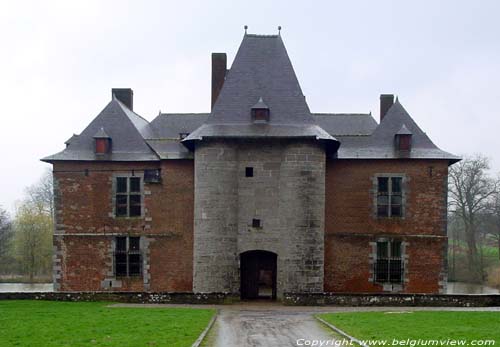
115,177 -> 142,217
374,240 -> 403,283
114,236 -> 142,277
377,176 -> 403,218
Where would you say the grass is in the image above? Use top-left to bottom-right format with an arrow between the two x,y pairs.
0,300 -> 215,347
318,311 -> 500,344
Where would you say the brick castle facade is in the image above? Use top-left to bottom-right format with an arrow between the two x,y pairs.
43,33 -> 459,298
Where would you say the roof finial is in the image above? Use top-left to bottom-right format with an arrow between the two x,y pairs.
244,25 -> 248,34
278,26 -> 281,36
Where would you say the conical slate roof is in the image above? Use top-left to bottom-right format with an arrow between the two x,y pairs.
183,34 -> 339,151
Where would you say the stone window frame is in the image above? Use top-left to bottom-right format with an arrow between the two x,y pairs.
113,236 -> 142,277
369,238 -> 409,292
102,235 -> 151,289
111,172 -> 145,219
371,173 -> 409,219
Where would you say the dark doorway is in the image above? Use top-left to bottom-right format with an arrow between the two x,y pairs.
240,250 -> 277,300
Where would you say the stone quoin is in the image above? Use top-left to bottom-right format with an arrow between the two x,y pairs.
42,30 -> 459,299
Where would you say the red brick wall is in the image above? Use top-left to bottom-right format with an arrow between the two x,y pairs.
324,159 -> 448,293
53,160 -> 194,292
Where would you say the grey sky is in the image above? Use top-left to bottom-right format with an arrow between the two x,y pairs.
1,0 -> 499,214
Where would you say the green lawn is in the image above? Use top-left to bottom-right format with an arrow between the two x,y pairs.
318,311 -> 500,345
0,300 -> 215,347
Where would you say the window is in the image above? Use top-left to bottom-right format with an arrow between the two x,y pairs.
375,240 -> 403,283
377,176 -> 403,217
115,177 -> 142,217
144,169 -> 161,183
252,109 -> 269,122
245,167 -> 254,177
397,134 -> 412,151
252,218 -> 261,228
114,236 -> 142,277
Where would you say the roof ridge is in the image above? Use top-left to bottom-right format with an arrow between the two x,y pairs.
245,34 -> 279,38
114,98 -> 150,123
312,113 -> 371,116
159,113 -> 210,116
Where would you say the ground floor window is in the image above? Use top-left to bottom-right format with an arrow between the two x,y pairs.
374,240 -> 403,283
114,236 -> 142,277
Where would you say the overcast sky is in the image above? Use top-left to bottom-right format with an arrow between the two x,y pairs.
1,0 -> 499,214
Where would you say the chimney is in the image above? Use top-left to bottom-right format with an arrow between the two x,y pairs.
380,94 -> 394,122
112,88 -> 133,110
211,53 -> 227,110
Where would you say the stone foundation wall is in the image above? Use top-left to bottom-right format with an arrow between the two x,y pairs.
1,291 -> 499,307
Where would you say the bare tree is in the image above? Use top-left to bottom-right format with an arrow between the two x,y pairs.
486,187 -> 500,261
449,155 -> 497,280
0,206 -> 13,274
25,168 -> 54,217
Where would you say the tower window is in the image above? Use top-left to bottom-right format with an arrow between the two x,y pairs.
252,219 -> 261,228
245,167 -> 254,177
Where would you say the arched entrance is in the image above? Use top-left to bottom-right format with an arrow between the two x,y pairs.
240,250 -> 277,300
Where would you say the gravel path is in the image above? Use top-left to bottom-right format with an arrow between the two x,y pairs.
201,308 -> 336,347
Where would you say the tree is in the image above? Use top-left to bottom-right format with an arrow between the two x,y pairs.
13,201 -> 53,281
25,169 -> 54,217
449,155 -> 498,280
486,188 -> 500,261
12,169 -> 54,281
0,206 -> 14,274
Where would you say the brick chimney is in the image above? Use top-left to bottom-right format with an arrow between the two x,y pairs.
380,94 -> 394,122
112,88 -> 133,110
211,53 -> 227,110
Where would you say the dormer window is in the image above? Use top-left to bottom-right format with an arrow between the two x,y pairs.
251,97 -> 270,123
395,124 -> 412,152
93,127 -> 112,155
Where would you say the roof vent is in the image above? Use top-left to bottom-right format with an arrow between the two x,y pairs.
251,97 -> 270,123
395,124 -> 412,152
93,127 -> 112,155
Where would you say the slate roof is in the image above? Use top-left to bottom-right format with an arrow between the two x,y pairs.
150,113 -> 209,139
42,98 -> 159,162
335,100 -> 460,162
312,113 -> 377,136
43,34 -> 458,164
183,34 -> 340,151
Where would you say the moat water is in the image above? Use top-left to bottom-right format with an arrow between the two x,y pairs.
0,282 -> 498,294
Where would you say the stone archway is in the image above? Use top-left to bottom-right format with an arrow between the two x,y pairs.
240,250 -> 277,300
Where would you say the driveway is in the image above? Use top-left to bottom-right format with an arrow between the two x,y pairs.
201,305 -> 336,347
110,303 -> 500,347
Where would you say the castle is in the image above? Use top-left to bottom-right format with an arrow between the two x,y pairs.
43,32 -> 459,299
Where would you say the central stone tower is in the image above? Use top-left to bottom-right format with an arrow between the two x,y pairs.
183,32 -> 339,298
